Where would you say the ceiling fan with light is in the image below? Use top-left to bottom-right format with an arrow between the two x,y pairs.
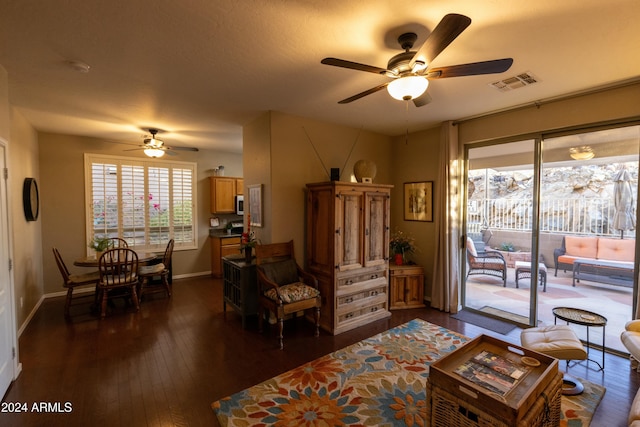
128,129 -> 199,158
321,13 -> 513,106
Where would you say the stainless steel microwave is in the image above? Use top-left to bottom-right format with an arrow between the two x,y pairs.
235,195 -> 244,215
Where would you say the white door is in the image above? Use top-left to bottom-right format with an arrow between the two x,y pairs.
0,143 -> 15,396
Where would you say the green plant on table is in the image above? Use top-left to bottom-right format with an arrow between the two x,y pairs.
389,230 -> 417,259
88,236 -> 110,252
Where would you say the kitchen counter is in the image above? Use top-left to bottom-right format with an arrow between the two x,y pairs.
209,229 -> 243,238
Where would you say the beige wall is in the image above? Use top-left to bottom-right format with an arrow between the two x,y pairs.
458,82 -> 640,143
244,111 -> 393,262
9,110 -> 43,329
389,127 -> 441,296
38,132 -> 243,294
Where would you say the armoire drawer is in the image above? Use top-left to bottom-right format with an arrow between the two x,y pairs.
338,269 -> 386,287
336,285 -> 386,307
337,302 -> 387,324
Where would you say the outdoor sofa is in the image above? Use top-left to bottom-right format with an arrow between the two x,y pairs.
554,235 -> 635,288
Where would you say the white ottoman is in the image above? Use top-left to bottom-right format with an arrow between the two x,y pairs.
521,325 -> 587,395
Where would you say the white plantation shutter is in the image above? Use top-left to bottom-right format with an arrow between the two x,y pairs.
85,154 -> 197,251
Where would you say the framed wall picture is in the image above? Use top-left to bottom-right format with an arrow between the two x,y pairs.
404,181 -> 433,222
248,184 -> 263,227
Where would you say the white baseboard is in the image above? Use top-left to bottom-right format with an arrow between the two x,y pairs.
17,294 -> 45,337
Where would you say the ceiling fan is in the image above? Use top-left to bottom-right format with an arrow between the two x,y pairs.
128,129 -> 199,158
321,13 -> 513,107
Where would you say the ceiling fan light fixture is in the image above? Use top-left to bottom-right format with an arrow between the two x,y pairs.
144,147 -> 165,158
387,76 -> 428,101
411,60 -> 427,73
569,146 -> 595,161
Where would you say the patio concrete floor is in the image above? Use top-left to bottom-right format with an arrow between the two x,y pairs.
465,266 -> 633,354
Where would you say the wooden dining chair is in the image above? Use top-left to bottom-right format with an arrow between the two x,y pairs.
138,239 -> 174,300
108,237 -> 128,248
52,247 -> 101,319
97,248 -> 140,319
255,240 -> 321,349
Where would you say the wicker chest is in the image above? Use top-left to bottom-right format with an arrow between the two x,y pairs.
427,334 -> 561,427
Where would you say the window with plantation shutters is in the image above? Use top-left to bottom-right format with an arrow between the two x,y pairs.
85,154 -> 197,252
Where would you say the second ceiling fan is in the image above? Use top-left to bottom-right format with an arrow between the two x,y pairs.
128,129 -> 199,158
321,13 -> 513,107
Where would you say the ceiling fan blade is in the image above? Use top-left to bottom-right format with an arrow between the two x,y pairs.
337,82 -> 389,104
427,58 -> 513,78
169,146 -> 199,152
410,13 -> 472,69
163,149 -> 178,156
413,92 -> 433,108
321,57 -> 389,75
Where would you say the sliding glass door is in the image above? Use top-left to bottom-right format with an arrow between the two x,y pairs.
539,126 -> 639,352
463,139 -> 537,325
462,124 -> 639,352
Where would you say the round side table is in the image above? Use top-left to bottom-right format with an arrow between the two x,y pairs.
552,306 -> 606,371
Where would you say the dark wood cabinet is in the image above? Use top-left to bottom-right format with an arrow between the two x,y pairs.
222,256 -> 257,328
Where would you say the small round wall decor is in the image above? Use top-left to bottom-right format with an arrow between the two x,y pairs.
23,177 -> 39,221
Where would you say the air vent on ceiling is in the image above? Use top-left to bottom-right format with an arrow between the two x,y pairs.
490,72 -> 539,92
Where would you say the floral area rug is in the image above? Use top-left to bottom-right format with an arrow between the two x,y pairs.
211,318 -> 604,426
561,378 -> 606,427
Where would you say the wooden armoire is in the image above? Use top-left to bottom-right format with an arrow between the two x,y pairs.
305,181 -> 392,335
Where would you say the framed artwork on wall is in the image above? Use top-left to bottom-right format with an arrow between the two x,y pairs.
248,184 -> 263,227
404,181 -> 433,222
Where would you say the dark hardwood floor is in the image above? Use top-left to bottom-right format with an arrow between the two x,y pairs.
2,275 -> 638,426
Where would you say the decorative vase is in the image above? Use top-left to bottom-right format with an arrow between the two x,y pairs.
95,250 -> 104,260
244,246 -> 253,263
353,159 -> 377,183
394,253 -> 403,266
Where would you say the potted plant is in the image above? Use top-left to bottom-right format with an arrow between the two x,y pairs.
240,230 -> 259,263
389,230 -> 417,265
88,236 -> 110,258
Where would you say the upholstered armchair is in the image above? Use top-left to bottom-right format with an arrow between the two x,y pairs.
466,236 -> 507,287
255,240 -> 321,349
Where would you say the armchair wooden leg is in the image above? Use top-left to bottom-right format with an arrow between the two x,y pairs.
277,318 -> 284,350
258,306 -> 264,333
314,307 -> 320,337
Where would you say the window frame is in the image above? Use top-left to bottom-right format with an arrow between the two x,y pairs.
84,153 -> 197,253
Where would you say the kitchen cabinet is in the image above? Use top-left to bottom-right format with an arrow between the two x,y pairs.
210,235 -> 241,278
210,177 -> 244,213
306,181 -> 392,335
389,264 -> 425,309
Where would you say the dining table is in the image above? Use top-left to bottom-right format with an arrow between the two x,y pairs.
74,251 -> 159,268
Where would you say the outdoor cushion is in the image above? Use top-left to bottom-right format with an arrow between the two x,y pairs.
264,282 -> 320,303
469,260 -> 505,271
260,259 -> 299,286
466,237 -> 478,257
139,263 -> 165,275
564,236 -> 598,258
557,254 -> 596,265
596,238 -> 635,262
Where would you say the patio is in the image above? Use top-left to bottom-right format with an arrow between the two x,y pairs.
465,265 -> 633,354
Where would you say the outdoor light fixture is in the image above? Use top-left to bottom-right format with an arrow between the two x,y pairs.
387,76 -> 429,101
569,146 -> 595,161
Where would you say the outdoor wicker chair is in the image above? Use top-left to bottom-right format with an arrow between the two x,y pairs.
466,237 -> 507,287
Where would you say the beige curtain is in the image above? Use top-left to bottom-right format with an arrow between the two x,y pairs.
430,121 -> 461,313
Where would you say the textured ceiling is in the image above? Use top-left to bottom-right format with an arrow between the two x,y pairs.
0,0 -> 638,154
